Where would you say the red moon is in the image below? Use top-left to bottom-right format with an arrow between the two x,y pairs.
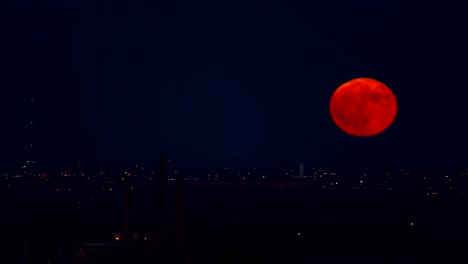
330,77 -> 397,137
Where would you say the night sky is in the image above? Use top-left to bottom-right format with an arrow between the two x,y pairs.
1,0 -> 467,166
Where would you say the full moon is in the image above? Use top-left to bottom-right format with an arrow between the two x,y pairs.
330,77 -> 397,137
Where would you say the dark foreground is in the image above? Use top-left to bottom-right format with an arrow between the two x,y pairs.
1,184 -> 468,263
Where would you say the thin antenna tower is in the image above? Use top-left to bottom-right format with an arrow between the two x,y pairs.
22,86 -> 38,176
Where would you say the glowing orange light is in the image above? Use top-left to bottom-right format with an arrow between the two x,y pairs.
330,77 -> 397,137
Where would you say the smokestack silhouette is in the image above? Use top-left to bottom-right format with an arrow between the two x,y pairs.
175,169 -> 184,258
157,154 -> 167,252
124,188 -> 131,243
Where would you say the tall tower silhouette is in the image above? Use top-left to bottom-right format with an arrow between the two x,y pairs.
22,86 -> 39,176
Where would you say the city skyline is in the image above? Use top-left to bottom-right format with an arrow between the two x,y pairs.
2,0 -> 468,263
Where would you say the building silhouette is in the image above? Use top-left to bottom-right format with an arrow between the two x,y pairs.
299,162 -> 304,177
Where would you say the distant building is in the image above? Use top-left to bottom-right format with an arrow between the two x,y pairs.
299,163 -> 304,177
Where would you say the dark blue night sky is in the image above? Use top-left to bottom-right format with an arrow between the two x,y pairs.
1,0 -> 467,166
